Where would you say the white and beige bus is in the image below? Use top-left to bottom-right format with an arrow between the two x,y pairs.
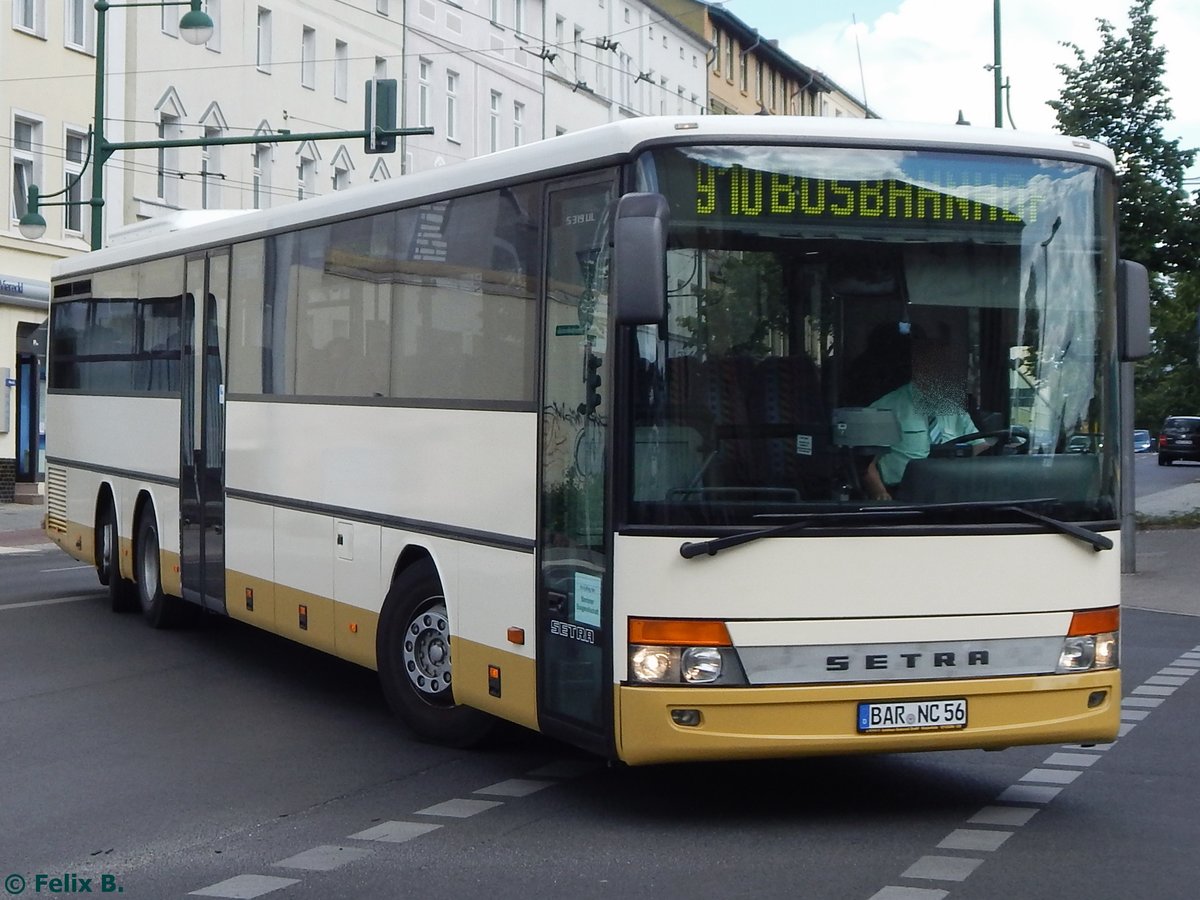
44,117 -> 1148,764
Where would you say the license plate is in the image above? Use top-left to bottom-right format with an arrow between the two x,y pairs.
857,698 -> 967,733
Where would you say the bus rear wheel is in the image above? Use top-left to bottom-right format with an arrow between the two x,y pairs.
377,559 -> 493,747
99,501 -> 137,613
135,509 -> 184,629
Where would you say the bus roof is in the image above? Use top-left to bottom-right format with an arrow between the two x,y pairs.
51,115 -> 1115,280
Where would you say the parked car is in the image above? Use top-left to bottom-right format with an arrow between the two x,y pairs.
1133,429 -> 1153,453
1065,434 -> 1102,454
1157,416 -> 1200,465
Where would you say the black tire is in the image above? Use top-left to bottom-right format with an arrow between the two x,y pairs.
135,509 -> 184,629
98,501 -> 138,613
377,559 -> 494,747
1158,454 -> 1171,466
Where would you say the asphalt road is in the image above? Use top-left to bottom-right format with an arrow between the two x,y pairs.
1,545 -> 1197,900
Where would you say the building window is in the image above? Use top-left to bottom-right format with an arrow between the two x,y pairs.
334,40 -> 348,101
445,71 -> 459,141
202,0 -> 221,50
769,69 -> 777,110
253,144 -> 271,209
659,77 -> 667,116
256,7 -> 271,70
724,35 -> 733,82
623,6 -> 629,24
418,58 -> 431,127
554,16 -> 563,47
332,164 -> 350,191
374,56 -> 387,79
202,126 -> 222,209
13,0 -> 45,35
298,153 -> 316,200
756,60 -> 763,101
513,0 -> 524,34
573,26 -> 583,79
739,48 -> 748,93
489,0 -> 499,24
489,91 -> 501,153
376,0 -> 388,15
64,0 -> 94,52
160,1 -> 178,37
11,118 -> 41,222
64,129 -> 86,234
301,26 -> 315,88
157,114 -> 180,205
513,101 -> 524,146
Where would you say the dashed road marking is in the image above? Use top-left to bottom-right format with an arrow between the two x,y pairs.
272,845 -> 373,871
869,642 -> 1199,898
189,874 -> 300,898
414,797 -> 504,818
347,820 -> 442,843
474,777 -> 555,797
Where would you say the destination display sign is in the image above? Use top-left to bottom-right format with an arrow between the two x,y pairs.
650,148 -> 1068,236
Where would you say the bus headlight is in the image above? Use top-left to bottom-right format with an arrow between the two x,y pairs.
627,619 -> 747,685
681,647 -> 722,683
1057,607 -> 1119,673
631,646 -> 678,682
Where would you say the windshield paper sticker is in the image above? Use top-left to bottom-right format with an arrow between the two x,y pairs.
574,572 -> 602,628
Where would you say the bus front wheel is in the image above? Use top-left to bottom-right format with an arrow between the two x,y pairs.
377,559 -> 493,747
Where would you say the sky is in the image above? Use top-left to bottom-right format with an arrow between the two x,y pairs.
717,0 -> 1200,179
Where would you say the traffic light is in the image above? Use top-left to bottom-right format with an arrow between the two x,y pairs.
578,351 -> 602,415
364,78 -> 397,154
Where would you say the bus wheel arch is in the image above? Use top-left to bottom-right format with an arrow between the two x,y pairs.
377,553 -> 493,747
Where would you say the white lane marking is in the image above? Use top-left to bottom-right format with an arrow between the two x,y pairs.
1118,723 -> 1138,737
414,798 -> 503,818
189,874 -> 300,898
1121,709 -> 1151,721
869,888 -> 949,900
996,784 -> 1062,804
273,845 -> 372,871
1020,768 -> 1081,785
1146,675 -> 1191,687
1122,696 -> 1165,708
474,778 -> 555,797
936,829 -> 1013,852
1131,684 -> 1177,696
901,855 -> 984,881
0,594 -> 94,612
1158,667 -> 1196,677
348,821 -> 442,843
968,806 -> 1039,827
40,564 -> 91,572
1042,752 -> 1101,767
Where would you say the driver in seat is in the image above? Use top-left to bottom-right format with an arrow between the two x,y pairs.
862,325 -> 987,501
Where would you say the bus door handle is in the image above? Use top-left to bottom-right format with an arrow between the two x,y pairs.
546,591 -> 566,613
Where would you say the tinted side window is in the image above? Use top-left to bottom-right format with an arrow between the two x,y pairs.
48,262 -> 183,395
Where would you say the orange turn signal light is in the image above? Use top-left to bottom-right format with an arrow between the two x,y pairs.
629,618 -> 731,647
1067,606 -> 1119,636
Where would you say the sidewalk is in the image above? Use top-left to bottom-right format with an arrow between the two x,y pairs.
0,501 -> 47,548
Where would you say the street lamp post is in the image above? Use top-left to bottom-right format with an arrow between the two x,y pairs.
18,1 -> 425,249
18,0 -> 212,248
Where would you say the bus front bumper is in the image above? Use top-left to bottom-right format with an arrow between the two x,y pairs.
614,670 -> 1119,766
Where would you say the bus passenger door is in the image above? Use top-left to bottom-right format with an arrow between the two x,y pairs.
537,176 -> 617,755
180,251 -> 230,612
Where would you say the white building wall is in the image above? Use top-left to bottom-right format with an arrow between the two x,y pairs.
542,0 -> 707,136
400,0 -> 547,174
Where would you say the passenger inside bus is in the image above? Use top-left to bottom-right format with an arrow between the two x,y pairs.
862,322 -> 987,502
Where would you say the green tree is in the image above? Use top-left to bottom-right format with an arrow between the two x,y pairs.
1048,0 -> 1200,427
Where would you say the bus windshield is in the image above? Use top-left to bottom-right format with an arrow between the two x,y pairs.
627,143 -> 1117,528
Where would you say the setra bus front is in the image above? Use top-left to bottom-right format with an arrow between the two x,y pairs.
544,132 -> 1146,765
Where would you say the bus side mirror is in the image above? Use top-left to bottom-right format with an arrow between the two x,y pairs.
1118,259 -> 1150,361
613,192 -> 669,326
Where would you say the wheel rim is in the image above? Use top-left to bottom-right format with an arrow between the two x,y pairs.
402,600 -> 453,701
139,526 -> 160,605
100,516 -> 114,581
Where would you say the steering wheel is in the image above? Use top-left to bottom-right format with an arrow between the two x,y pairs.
928,426 -> 1031,458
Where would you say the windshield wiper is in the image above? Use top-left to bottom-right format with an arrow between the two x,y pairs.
884,499 -> 1113,552
678,499 -> 1113,559
679,509 -> 923,559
